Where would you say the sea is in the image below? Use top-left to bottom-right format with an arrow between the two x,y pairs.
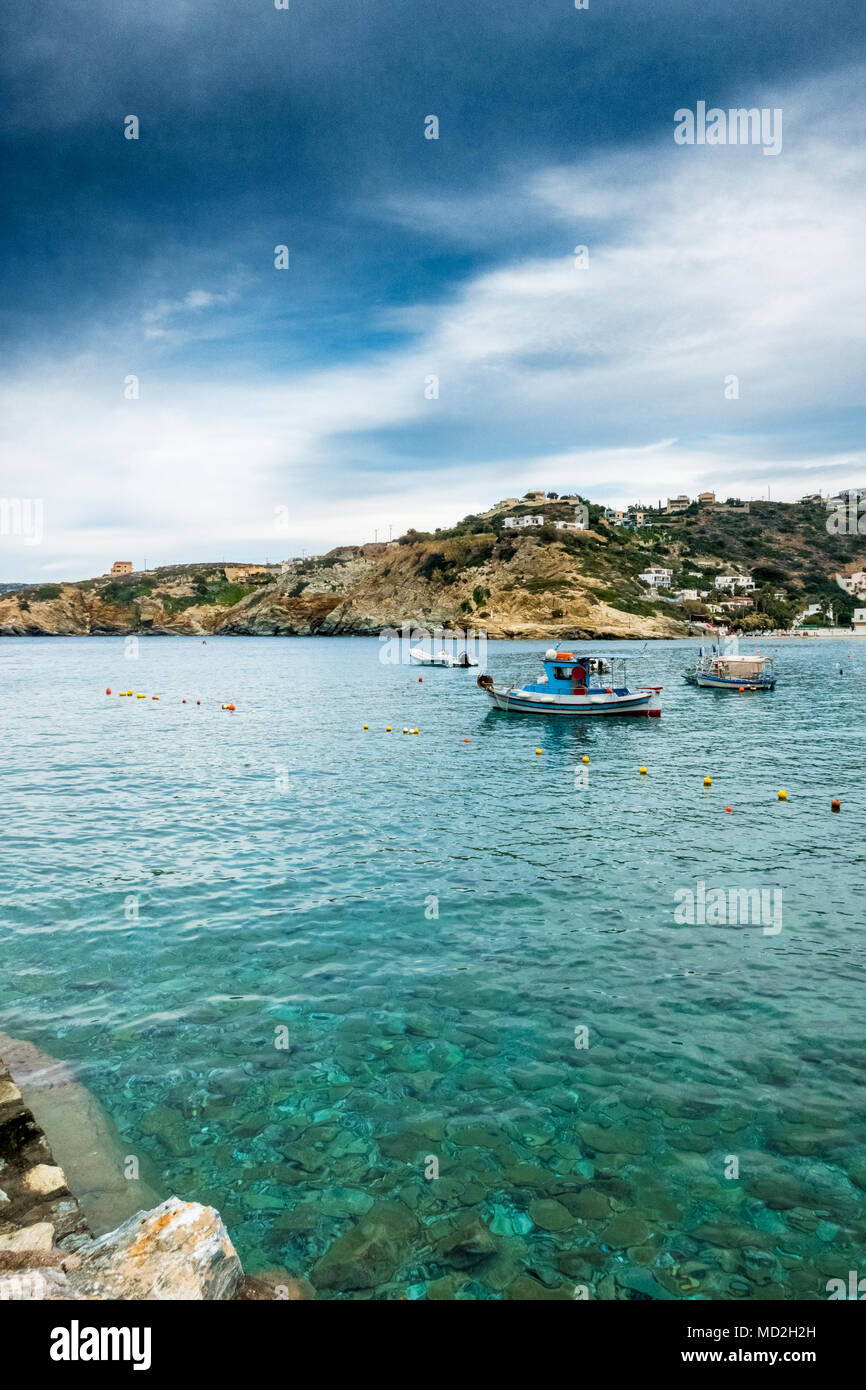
1,634 -> 863,1299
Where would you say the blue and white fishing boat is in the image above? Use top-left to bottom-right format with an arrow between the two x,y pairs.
683,646 -> 776,691
478,649 -> 662,717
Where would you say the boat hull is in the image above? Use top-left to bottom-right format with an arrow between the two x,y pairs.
483,686 -> 661,717
693,673 -> 775,690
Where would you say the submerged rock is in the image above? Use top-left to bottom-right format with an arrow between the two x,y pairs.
311,1201 -> 418,1291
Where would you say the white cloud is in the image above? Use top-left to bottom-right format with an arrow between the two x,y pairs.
3,67 -> 866,577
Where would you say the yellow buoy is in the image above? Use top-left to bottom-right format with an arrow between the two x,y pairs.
119,691 -> 125,697
137,693 -> 145,699
640,766 -> 647,775
413,728 -> 419,735
582,755 -> 589,764
385,726 -> 391,732
778,789 -> 787,800
703,776 -> 712,786
363,724 -> 369,730
127,690 -> 132,696
536,748 -> 542,755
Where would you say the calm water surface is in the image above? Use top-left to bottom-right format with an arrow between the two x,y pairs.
1,636 -> 864,1299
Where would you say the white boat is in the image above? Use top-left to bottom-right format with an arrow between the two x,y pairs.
409,646 -> 479,668
409,646 -> 457,667
478,649 -> 662,717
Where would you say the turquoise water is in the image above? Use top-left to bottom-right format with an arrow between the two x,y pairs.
1,635 -> 864,1299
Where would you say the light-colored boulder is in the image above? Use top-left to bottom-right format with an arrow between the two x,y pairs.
23,1164 -> 66,1196
69,1197 -> 243,1300
0,1221 -> 55,1253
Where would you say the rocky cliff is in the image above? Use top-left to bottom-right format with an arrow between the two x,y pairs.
2,493 -> 858,640
0,530 -> 692,641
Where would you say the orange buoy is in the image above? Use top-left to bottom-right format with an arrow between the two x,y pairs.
196,700 -> 200,705
725,806 -> 732,813
831,799 -> 841,813
418,676 -> 423,682
462,738 -> 471,742
106,688 -> 111,694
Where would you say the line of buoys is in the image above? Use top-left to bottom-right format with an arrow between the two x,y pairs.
221,703 -> 235,711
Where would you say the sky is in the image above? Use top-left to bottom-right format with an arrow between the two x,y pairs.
2,0 -> 866,579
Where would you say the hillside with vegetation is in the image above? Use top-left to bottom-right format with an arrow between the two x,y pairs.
1,493 -> 863,639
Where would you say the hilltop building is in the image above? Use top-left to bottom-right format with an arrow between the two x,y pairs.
639,565 -> 673,588
109,561 -> 133,576
714,574 -> 756,593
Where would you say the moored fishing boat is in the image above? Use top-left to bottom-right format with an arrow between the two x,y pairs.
409,646 -> 457,667
409,646 -> 479,667
683,646 -> 776,690
478,649 -> 662,717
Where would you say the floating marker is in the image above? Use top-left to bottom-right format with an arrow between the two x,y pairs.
462,738 -> 471,743
403,727 -> 409,734
582,755 -> 589,764
778,789 -> 787,801
536,748 -> 542,755
105,688 -> 111,695
386,726 -> 391,732
639,766 -> 647,775
831,799 -> 841,813
363,723 -> 369,729
418,677 -> 423,682
703,776 -> 712,786
412,728 -> 419,735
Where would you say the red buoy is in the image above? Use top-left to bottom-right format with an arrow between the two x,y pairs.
106,688 -> 111,694
831,799 -> 841,813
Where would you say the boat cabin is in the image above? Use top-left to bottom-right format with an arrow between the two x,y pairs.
525,650 -> 630,696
